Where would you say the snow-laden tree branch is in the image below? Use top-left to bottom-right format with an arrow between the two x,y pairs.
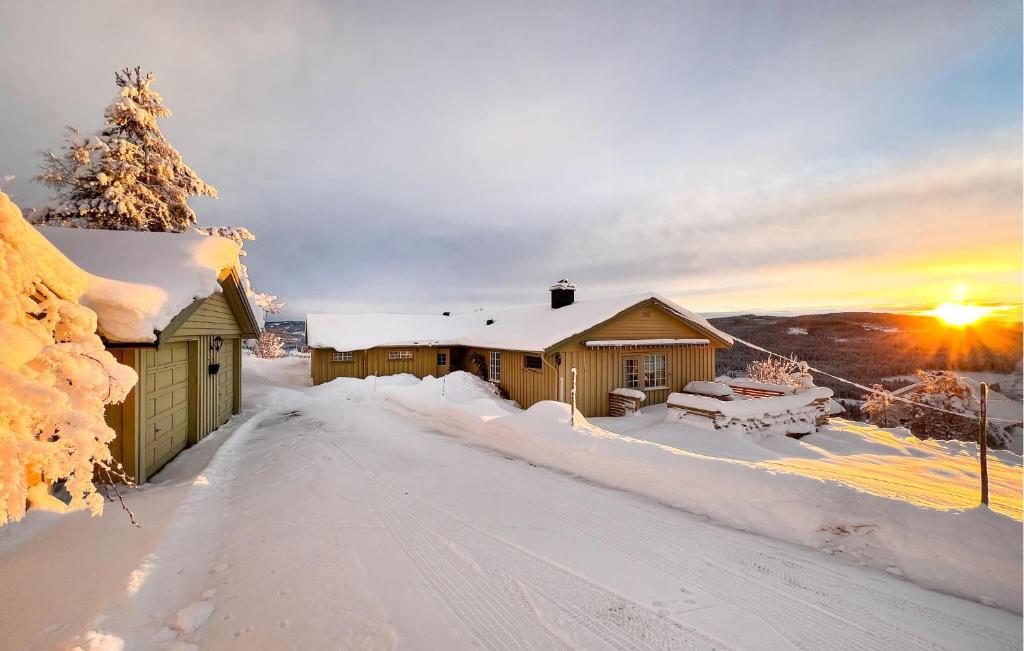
0,192 -> 137,526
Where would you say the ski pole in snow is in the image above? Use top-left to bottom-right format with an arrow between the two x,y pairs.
979,382 -> 989,506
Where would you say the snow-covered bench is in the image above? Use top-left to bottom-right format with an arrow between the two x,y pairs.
608,388 -> 646,416
666,387 -> 834,437
681,380 -> 735,400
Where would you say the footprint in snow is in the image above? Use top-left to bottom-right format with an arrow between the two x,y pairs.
175,601 -> 214,634
201,588 -> 217,600
213,562 -> 229,573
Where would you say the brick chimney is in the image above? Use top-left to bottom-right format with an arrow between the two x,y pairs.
549,279 -> 576,309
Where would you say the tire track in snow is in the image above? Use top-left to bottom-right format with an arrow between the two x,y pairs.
530,496 -> 900,651
582,497 -> 1020,651
319,434 -> 726,650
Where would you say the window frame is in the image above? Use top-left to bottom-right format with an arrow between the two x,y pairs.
437,352 -> 448,366
388,349 -> 413,361
643,353 -> 667,389
523,355 -> 543,371
623,356 -> 640,389
332,351 -> 353,363
489,351 -> 502,382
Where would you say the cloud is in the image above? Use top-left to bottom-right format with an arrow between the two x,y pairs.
0,1 -> 1019,317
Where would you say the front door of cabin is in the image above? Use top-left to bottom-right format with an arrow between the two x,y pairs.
436,348 -> 450,377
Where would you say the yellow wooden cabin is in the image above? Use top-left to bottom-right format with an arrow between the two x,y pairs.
307,282 -> 733,417
39,227 -> 262,484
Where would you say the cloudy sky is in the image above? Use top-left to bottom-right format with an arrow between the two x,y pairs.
1,1 -> 1020,319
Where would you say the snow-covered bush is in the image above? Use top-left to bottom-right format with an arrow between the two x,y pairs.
0,192 -> 137,525
32,67 -> 216,232
744,355 -> 801,388
252,330 -> 285,359
865,370 -> 1010,448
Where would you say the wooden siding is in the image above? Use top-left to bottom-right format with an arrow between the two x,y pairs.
584,304 -> 709,341
461,347 -> 558,410
103,290 -> 248,483
553,345 -> 715,417
312,346 -> 444,384
164,292 -> 242,342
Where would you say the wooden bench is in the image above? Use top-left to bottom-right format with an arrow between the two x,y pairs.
609,391 -> 644,417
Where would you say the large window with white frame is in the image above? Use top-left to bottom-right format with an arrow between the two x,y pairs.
643,354 -> 666,389
388,350 -> 413,360
623,357 -> 640,388
489,351 -> 501,382
333,351 -> 353,362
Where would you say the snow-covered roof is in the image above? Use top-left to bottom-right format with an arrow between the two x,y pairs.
38,226 -> 246,343
307,293 -> 733,353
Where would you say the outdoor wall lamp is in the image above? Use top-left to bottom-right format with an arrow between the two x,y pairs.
209,336 -> 224,375
554,352 -> 562,366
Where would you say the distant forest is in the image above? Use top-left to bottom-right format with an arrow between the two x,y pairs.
710,312 -> 1023,400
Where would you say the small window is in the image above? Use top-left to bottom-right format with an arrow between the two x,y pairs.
437,352 -> 447,366
333,351 -> 353,362
643,354 -> 666,388
490,351 -> 501,382
524,355 -> 543,370
388,350 -> 413,360
623,358 -> 640,388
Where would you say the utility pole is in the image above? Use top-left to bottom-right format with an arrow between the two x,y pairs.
979,382 -> 989,506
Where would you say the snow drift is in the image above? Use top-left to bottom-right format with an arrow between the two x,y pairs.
318,371 -> 1022,613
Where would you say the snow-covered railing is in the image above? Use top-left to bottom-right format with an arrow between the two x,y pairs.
666,387 -> 834,437
585,338 -> 710,348
722,379 -> 795,398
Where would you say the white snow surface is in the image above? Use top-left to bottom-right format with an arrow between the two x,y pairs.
683,380 -> 734,397
0,360 -> 1020,650
610,387 -> 647,400
37,226 -> 245,342
306,292 -> 732,352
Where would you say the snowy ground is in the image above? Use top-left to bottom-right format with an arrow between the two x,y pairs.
0,358 -> 1020,650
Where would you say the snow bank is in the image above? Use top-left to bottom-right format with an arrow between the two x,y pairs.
320,371 -> 1021,612
38,226 -> 244,342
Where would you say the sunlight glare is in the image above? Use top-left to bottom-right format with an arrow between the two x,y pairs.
929,302 -> 993,327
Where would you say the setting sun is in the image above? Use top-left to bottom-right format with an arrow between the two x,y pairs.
928,302 -> 993,327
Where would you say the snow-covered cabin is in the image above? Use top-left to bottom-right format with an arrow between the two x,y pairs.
306,282 -> 734,417
38,227 -> 262,483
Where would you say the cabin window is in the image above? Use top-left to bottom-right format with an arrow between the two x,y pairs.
643,354 -> 666,389
437,352 -> 447,366
623,357 -> 640,388
524,355 -> 543,370
388,350 -> 413,361
490,351 -> 502,382
333,351 -> 353,362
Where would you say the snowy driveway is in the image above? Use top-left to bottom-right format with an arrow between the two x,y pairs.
5,359 -> 1022,650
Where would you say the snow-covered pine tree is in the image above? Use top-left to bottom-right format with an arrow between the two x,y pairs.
252,330 -> 285,359
33,67 -> 216,231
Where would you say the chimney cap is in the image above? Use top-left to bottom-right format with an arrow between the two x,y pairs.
549,279 -> 577,291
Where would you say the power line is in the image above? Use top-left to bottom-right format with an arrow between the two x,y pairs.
731,336 -> 1022,425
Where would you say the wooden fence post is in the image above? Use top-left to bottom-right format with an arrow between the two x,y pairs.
979,382 -> 989,506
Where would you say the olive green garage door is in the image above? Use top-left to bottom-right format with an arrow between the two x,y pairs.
214,337 -> 236,427
143,342 -> 192,479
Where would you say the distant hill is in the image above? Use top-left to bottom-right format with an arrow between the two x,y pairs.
710,312 -> 1023,401
265,320 -> 307,352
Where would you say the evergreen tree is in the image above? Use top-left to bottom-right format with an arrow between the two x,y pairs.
33,67 -> 216,231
